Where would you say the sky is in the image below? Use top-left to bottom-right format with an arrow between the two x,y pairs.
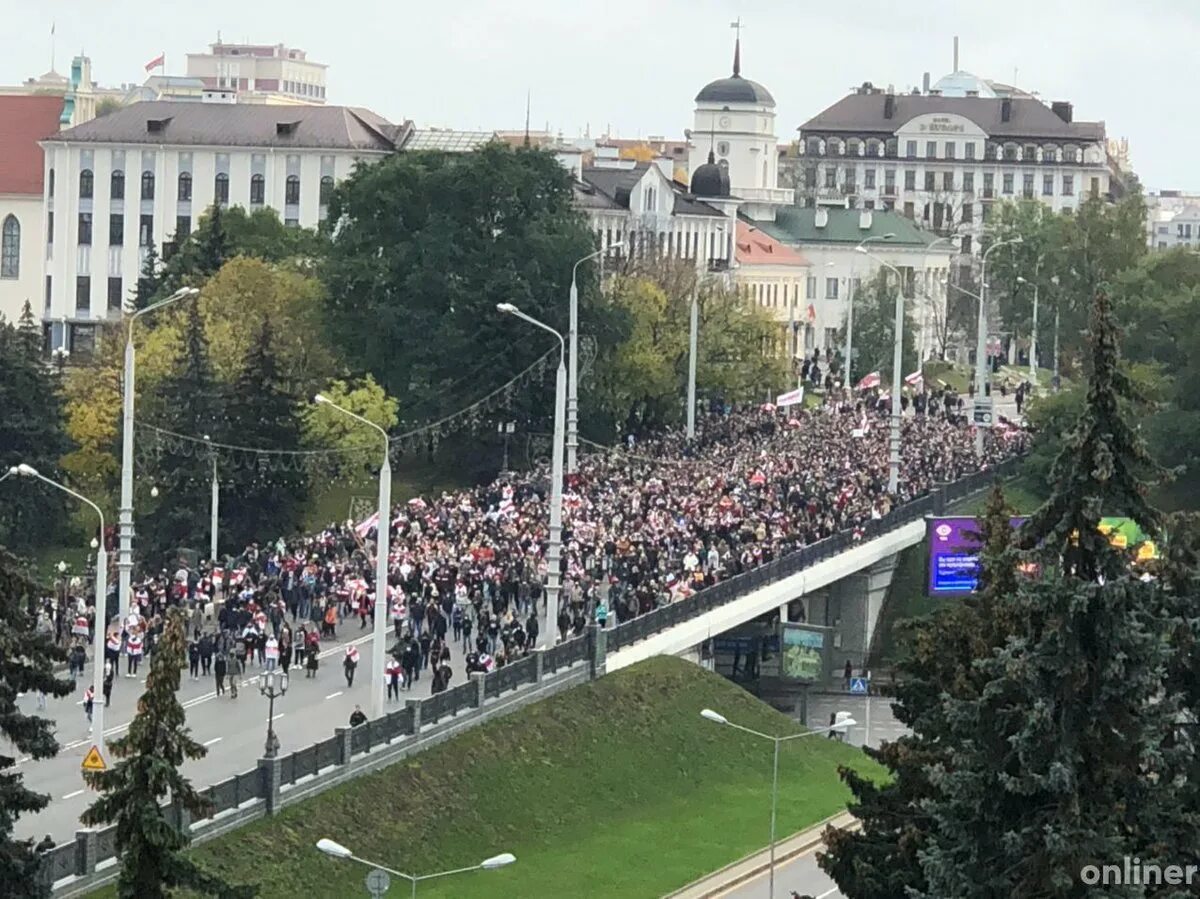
5,0 -> 1199,190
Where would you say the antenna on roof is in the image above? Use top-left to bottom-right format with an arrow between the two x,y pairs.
523,89 -> 530,148
50,21 -> 56,73
953,35 -> 959,72
730,17 -> 743,76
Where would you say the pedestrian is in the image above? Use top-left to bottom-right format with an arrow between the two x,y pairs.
418,630 -> 432,671
214,652 -> 227,696
343,645 -> 359,687
401,639 -> 418,689
828,711 -> 837,739
348,705 -> 367,727
595,598 -> 608,629
68,641 -> 86,679
188,636 -> 201,681
280,626 -> 293,675
83,685 -> 94,723
306,637 -> 320,678
264,635 -> 279,671
385,656 -> 401,701
461,612 -> 473,655
102,661 -> 114,707
125,629 -> 143,678
843,658 -> 853,689
199,631 -> 213,676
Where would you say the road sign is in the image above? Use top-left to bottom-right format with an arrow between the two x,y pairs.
81,745 -> 106,772
849,676 -> 868,695
973,398 -> 993,427
365,868 -> 390,898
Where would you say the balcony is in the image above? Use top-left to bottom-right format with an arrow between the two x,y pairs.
737,186 -> 795,205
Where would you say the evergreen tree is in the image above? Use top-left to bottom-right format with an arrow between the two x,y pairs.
131,243 -> 163,312
0,549 -> 73,898
220,317 -> 308,550
193,204 -> 229,278
81,609 -> 253,898
140,305 -> 223,565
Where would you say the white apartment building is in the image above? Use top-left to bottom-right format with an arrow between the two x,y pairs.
186,42 -> 327,105
39,101 -> 405,351
796,76 -> 1111,252
1146,190 -> 1200,250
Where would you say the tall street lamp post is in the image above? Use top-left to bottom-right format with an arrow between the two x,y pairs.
313,394 -> 390,720
10,464 -> 109,758
975,237 -> 1023,457
316,838 -> 515,899
700,709 -> 856,899
118,286 -> 199,619
854,248 -> 906,494
1017,254 -> 1044,386
498,303 -> 565,649
260,668 -> 288,758
845,233 -> 896,386
203,434 -> 218,564
567,242 -> 623,474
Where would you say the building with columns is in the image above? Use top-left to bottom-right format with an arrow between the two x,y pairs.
185,41 -> 328,105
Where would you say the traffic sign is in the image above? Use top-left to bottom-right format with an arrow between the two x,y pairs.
365,868 -> 390,897
973,398 -> 993,427
81,745 -> 106,772
849,677 -> 868,695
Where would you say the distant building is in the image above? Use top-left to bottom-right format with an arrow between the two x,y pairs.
185,41 -> 327,105
733,220 -> 810,359
1146,190 -> 1200,250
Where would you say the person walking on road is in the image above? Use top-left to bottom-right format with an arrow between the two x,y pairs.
188,635 -> 201,681
385,656 -> 401,701
214,652 -> 227,696
305,631 -> 320,678
83,685 -> 94,723
102,661 -> 114,707
199,631 -> 213,677
401,639 -> 418,690
343,645 -> 359,687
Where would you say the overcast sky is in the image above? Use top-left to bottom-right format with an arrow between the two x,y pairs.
6,0 -> 1198,190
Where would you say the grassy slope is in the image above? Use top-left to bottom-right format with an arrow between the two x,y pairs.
165,657 -> 879,899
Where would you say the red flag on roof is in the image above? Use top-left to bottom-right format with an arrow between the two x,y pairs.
144,53 -> 165,72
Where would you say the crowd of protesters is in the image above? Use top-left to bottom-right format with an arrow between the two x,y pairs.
41,390 -> 1024,719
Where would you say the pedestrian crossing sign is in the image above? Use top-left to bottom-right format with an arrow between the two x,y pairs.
81,745 -> 106,772
849,677 -> 868,695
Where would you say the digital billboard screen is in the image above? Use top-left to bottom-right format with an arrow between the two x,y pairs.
779,624 -> 832,682
927,516 -> 1027,596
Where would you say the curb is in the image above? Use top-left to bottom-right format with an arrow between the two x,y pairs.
664,812 -> 858,899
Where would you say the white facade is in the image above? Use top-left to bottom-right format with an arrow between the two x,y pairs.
185,43 -> 327,105
1146,191 -> 1200,250
0,196 -> 46,323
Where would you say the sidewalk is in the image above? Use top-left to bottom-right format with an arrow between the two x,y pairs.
665,812 -> 857,899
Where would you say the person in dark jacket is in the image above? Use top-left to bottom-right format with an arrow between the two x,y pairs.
348,706 -> 367,727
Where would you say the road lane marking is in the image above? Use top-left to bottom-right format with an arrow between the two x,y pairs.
816,889 -> 840,899
203,737 -> 223,747
272,713 -> 286,720
62,789 -> 85,800
325,691 -> 343,700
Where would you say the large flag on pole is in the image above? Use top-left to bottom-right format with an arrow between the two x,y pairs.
145,52 -> 165,73
904,370 -> 924,389
855,371 -> 881,390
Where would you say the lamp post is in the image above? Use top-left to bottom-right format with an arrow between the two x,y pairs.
1016,254 -> 1044,385
846,234 -> 896,386
1051,275 -> 1061,391
686,291 -> 698,438
975,237 -> 1022,457
568,242 -> 623,474
498,303 -> 565,649
202,434 -> 218,564
313,394 -> 390,720
854,247 -> 907,495
9,464 -> 109,756
316,838 -> 515,899
259,668 -> 288,758
117,286 -> 199,619
700,709 -> 856,899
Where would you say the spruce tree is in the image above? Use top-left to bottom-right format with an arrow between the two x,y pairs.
220,317 -> 308,550
131,243 -> 163,312
193,204 -> 229,278
0,549 -> 73,898
80,609 -> 253,898
140,305 -> 222,565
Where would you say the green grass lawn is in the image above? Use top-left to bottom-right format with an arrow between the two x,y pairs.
94,656 -> 880,899
303,460 -> 470,531
922,360 -> 970,394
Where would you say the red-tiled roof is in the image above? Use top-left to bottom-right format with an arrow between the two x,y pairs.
0,95 -> 62,195
736,220 -> 808,266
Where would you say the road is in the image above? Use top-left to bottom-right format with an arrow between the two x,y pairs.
803,692 -> 908,750
10,621 -> 453,842
715,843 -> 842,899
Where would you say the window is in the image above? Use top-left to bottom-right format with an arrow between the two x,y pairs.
1002,173 -> 1014,194
48,168 -> 55,198
963,172 -> 975,192
177,171 -> 192,201
1063,146 -> 1079,163
903,201 -> 915,219
109,213 -> 124,246
961,203 -> 974,224
885,138 -> 897,157
75,275 -> 90,312
111,169 -> 125,199
983,172 -> 994,196
175,215 -> 190,238
825,277 -> 839,299
79,169 -> 94,199
924,171 -> 935,192
1062,175 -> 1074,195
1024,144 -> 1037,162
943,171 -> 954,191
46,211 -> 53,244
0,215 -> 19,278
904,170 -> 916,191
107,277 -> 122,311
139,214 -> 153,247
965,142 -> 976,160
825,168 -> 837,189
1090,177 -> 1100,196
905,140 -> 917,158
78,212 -> 92,245
285,175 -> 300,205
1042,174 -> 1054,196
1023,173 -> 1035,198
319,175 -> 334,206
925,141 -> 937,159
884,169 -> 896,192
864,169 -> 876,190
250,173 -> 265,205
141,170 -> 155,200
806,275 -> 817,299
643,187 -> 656,211
864,199 -> 875,210
1003,144 -> 1018,161
944,141 -> 956,160
214,172 -> 229,206
285,217 -> 299,228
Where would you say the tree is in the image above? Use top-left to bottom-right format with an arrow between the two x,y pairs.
301,375 -> 399,481
81,609 -> 253,898
219,317 -> 309,550
0,550 -> 73,898
0,305 -> 72,550
139,305 -> 224,565
835,270 -> 917,385
321,144 -> 598,412
131,243 -> 163,312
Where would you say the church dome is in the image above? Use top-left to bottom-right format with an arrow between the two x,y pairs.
690,151 -> 730,198
695,75 -> 774,106
931,70 -> 996,98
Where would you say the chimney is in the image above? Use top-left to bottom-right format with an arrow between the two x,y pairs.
953,36 -> 959,71
1051,101 -> 1073,123
884,94 -> 895,119
922,72 -> 930,94
1001,98 -> 1012,122
815,208 -> 829,228
859,210 -> 873,230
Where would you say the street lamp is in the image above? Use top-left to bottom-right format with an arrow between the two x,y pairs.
1016,255 -> 1045,386
316,838 -> 515,899
568,241 -> 623,474
700,709 -> 856,899
314,393 -> 390,720
497,303 -> 565,650
118,286 -> 199,619
203,434 -> 218,564
845,233 -> 895,386
854,246 -> 907,495
9,464 -> 109,757
975,237 -> 1023,457
259,668 -> 288,758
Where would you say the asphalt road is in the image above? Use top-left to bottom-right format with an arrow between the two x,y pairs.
715,843 -> 842,899
10,622 -> 452,842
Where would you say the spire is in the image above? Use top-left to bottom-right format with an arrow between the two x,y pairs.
730,18 -> 743,76
523,89 -> 530,148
